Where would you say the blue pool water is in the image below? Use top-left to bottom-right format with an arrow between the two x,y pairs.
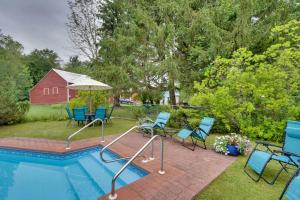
0,147 -> 148,200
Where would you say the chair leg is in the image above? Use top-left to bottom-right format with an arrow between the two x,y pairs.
203,140 -> 207,149
181,138 -> 196,151
263,161 -> 289,185
66,120 -> 71,127
244,168 -> 264,182
161,128 -> 167,137
243,150 -> 272,184
193,137 -> 206,150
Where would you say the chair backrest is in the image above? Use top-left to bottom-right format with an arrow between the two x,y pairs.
287,120 -> 300,129
196,117 -> 215,139
66,105 -> 73,119
78,106 -> 89,113
95,107 -> 106,120
283,127 -> 300,155
154,112 -> 171,128
73,108 -> 86,121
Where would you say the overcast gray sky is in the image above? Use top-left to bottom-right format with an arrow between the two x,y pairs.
0,0 -> 77,62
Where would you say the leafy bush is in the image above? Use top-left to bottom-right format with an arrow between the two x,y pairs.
131,105 -> 171,119
69,91 -> 109,111
190,20 -> 300,142
0,34 -> 32,124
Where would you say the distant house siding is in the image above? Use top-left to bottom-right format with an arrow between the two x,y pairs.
29,70 -> 76,104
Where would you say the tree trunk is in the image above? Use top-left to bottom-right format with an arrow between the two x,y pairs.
113,95 -> 120,107
168,76 -> 176,106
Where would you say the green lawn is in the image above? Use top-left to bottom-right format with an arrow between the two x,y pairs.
24,104 -> 140,122
25,104 -> 67,121
0,118 -> 136,140
195,135 -> 290,200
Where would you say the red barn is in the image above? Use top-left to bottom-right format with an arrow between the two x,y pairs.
29,69 -> 88,104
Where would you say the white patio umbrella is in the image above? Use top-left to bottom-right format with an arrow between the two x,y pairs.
67,77 -> 112,112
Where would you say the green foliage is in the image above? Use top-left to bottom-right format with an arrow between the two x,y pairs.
69,91 -> 109,111
64,56 -> 92,76
26,49 -> 60,84
0,33 -> 32,124
96,0 -> 300,103
190,20 -> 300,142
24,104 -> 67,122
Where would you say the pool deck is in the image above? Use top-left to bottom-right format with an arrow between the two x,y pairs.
0,133 -> 235,200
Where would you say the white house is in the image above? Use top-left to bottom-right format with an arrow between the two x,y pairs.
160,91 -> 180,105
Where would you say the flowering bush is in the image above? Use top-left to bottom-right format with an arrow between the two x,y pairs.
214,133 -> 251,155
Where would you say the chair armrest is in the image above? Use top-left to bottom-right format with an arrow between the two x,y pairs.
255,141 -> 282,148
196,127 -> 208,136
155,121 -> 166,128
273,150 -> 300,158
143,118 -> 154,123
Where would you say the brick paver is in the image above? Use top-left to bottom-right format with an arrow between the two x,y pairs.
0,132 -> 235,200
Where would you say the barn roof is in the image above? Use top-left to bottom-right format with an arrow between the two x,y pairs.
53,68 -> 89,83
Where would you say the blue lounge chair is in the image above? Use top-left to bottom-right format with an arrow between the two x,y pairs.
244,120 -> 300,185
73,108 -> 87,126
279,166 -> 300,200
139,112 -> 171,137
177,117 -> 215,150
66,105 -> 75,127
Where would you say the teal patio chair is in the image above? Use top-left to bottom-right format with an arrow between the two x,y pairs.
93,107 -> 107,124
244,120 -> 300,185
66,105 -> 75,127
73,108 -> 87,126
139,112 -> 171,137
78,106 -> 89,113
177,117 -> 215,150
279,166 -> 300,200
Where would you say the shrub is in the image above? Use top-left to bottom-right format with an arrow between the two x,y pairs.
167,107 -> 207,128
69,91 -> 109,111
190,20 -> 300,142
0,34 -> 32,124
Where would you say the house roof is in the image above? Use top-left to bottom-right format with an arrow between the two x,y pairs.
53,68 -> 89,83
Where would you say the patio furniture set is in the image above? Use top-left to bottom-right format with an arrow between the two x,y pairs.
139,112 -> 300,199
66,105 -> 114,127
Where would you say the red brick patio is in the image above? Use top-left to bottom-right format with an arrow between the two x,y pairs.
0,133 -> 235,200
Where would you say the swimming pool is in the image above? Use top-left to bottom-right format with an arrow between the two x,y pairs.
0,147 -> 148,200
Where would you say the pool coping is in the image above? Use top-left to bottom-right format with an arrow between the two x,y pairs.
0,135 -> 236,200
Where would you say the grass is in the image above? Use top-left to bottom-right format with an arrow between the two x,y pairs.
24,104 -> 141,122
0,118 -> 136,140
194,134 -> 290,200
25,104 -> 67,121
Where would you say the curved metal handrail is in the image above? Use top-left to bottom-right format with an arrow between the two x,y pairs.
100,126 -> 139,163
108,135 -> 165,200
66,118 -> 104,149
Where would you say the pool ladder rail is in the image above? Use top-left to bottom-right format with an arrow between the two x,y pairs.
66,118 -> 105,150
99,125 -> 165,200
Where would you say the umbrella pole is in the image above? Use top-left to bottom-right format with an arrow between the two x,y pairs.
89,89 -> 92,112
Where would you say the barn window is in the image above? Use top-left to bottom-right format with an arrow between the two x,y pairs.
52,87 -> 59,95
43,88 -> 49,95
